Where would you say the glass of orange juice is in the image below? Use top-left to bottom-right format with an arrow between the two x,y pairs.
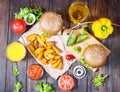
69,1 -> 89,24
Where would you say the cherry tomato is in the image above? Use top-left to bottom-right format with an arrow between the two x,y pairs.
27,64 -> 43,80
58,74 -> 74,91
11,19 -> 26,34
66,54 -> 74,60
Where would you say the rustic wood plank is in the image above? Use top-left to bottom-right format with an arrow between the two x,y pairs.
4,0 -> 15,91
106,0 -> 120,92
5,0 -> 31,92
0,0 -> 7,92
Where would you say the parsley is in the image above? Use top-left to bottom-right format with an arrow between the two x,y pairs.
92,74 -> 108,87
12,65 -> 20,76
36,82 -> 55,92
14,81 -> 23,92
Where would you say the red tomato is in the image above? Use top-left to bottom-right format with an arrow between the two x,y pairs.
58,74 -> 74,91
11,19 -> 26,34
27,64 -> 43,80
66,54 -> 74,60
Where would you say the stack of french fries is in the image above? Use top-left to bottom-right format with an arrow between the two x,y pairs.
27,33 -> 63,70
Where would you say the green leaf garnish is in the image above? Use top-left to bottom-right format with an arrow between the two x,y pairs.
36,82 -> 55,92
79,56 -> 97,71
12,65 -> 20,77
14,81 -> 23,92
15,7 -> 43,22
92,74 -> 108,87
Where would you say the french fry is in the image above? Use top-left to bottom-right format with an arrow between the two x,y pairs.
52,45 -> 61,54
39,58 -> 48,64
46,41 -> 55,46
40,34 -> 46,42
54,55 -> 61,59
49,59 -> 58,64
27,44 -> 35,53
57,61 -> 63,69
45,46 -> 51,49
33,39 -> 39,49
37,36 -> 45,46
44,49 -> 55,60
51,59 -> 60,68
34,47 -> 45,56
48,54 -> 54,59
27,34 -> 38,41
37,52 -> 44,59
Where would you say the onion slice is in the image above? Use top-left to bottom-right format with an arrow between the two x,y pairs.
73,65 -> 86,79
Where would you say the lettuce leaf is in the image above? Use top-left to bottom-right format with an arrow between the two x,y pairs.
79,56 -> 97,72
15,7 -> 43,22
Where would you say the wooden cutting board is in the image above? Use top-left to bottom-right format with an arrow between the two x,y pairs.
61,29 -> 111,61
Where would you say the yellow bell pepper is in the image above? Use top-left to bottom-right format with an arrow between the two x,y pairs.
92,18 -> 113,39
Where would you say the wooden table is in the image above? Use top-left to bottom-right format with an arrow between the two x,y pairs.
1,0 -> 120,92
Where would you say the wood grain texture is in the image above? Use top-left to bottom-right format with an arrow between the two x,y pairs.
1,0 -> 120,92
0,0 -> 7,92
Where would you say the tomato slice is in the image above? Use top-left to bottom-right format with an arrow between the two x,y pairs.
58,74 -> 74,91
27,64 -> 43,80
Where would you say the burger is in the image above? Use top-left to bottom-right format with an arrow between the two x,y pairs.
39,12 -> 63,35
80,44 -> 109,71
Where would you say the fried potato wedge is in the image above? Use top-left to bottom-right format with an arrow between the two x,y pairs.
48,54 -> 55,59
37,36 -> 45,46
40,34 -> 46,42
51,59 -> 60,68
32,39 -> 39,49
34,47 -> 45,56
45,46 -> 52,49
27,34 -> 39,41
27,44 -> 35,53
46,41 -> 55,46
39,58 -> 48,64
54,55 -> 61,59
49,59 -> 58,64
57,61 -> 63,69
37,52 -> 44,59
44,49 -> 54,59
52,45 -> 61,54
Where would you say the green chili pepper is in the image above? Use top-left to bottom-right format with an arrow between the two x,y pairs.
76,34 -> 88,43
67,31 -> 77,46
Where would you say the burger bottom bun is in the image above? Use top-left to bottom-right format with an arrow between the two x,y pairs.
40,12 -> 63,35
83,44 -> 108,68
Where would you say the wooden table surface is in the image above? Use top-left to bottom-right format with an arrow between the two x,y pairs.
1,0 -> 120,92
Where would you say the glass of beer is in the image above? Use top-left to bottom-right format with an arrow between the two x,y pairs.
69,1 -> 89,24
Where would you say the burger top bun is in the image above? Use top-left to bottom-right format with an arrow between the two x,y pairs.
83,44 -> 108,68
39,12 -> 63,35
